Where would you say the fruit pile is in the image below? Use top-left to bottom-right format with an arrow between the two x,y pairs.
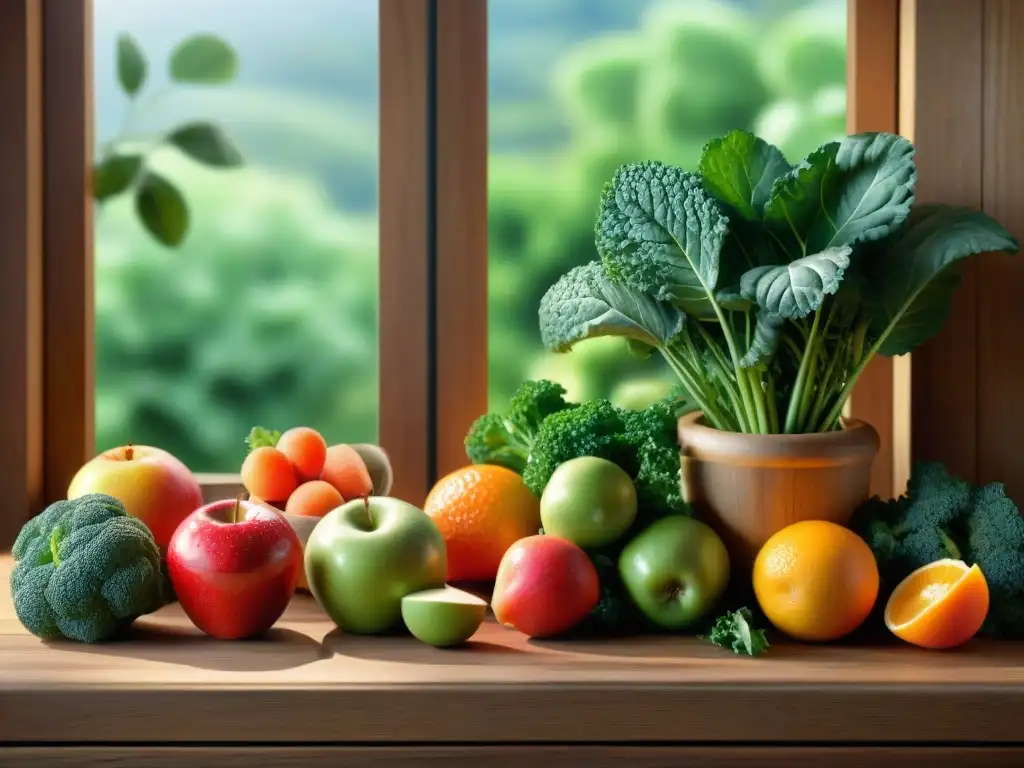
240,427 -> 374,515
5,405 -> 1009,654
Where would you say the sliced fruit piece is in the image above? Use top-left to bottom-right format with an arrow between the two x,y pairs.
884,559 -> 989,649
285,480 -> 344,518
277,427 -> 328,482
401,586 -> 487,647
320,444 -> 373,499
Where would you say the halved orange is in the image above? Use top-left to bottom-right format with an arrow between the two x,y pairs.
884,559 -> 989,649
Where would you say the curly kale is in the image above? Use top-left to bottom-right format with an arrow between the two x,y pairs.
622,400 -> 685,522
522,398 -> 634,496
10,494 -> 165,643
465,380 -> 572,473
703,607 -> 770,656
849,462 -> 1024,637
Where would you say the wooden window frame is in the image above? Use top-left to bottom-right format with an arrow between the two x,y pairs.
0,0 -> 904,550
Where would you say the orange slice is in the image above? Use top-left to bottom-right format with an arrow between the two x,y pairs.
884,559 -> 989,649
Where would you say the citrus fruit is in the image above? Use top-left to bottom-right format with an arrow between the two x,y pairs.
424,464 -> 541,581
884,559 -> 989,649
753,520 -> 879,642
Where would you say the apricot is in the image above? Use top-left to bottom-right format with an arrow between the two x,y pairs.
320,444 -> 373,499
241,446 -> 297,503
285,480 -> 344,518
276,426 -> 327,482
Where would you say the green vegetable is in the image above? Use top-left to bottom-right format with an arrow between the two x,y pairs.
849,463 -> 1024,638
465,380 -> 573,473
539,129 -> 1018,435
466,380 -> 691,636
704,607 -> 770,656
9,494 -> 165,643
246,425 -> 282,453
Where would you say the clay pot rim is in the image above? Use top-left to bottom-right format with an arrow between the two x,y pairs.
677,411 -> 880,468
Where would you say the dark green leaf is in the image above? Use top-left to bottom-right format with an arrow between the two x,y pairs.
134,172 -> 189,247
116,34 -> 147,97
169,34 -> 238,84
699,129 -> 791,221
92,154 -> 143,200
765,133 -> 916,257
715,286 -> 750,311
870,205 -> 1019,356
739,245 -> 852,319
739,311 -> 786,368
167,122 -> 242,167
597,161 -> 729,317
539,261 -> 685,352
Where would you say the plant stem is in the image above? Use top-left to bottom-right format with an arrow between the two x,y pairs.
662,348 -> 729,430
818,332 -> 889,431
766,373 -> 780,433
784,307 -> 822,433
708,303 -> 760,433
747,369 -> 769,433
796,308 -> 835,431
688,325 -> 750,432
805,341 -> 843,432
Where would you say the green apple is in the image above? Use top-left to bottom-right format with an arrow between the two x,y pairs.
618,516 -> 730,630
401,586 -> 487,647
540,456 -> 637,548
305,497 -> 447,634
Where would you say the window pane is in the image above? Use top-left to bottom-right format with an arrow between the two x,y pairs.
93,0 -> 379,472
488,0 -> 846,409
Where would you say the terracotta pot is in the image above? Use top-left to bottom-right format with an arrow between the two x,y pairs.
676,412 -> 880,570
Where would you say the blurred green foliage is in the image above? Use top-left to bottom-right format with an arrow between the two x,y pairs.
95,152 -> 378,471
95,0 -> 844,472
488,0 -> 847,410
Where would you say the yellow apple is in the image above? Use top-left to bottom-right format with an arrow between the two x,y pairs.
68,445 -> 203,549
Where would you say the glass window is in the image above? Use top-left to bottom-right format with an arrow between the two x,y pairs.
487,0 -> 847,410
92,0 -> 379,472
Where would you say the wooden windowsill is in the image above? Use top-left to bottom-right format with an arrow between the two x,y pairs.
1,553 -> 1023,747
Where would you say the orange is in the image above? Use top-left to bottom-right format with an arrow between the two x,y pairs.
424,464 -> 541,582
884,559 -> 989,649
753,520 -> 879,642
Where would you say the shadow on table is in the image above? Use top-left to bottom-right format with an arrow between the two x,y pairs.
43,621 -> 332,672
321,626 -> 526,664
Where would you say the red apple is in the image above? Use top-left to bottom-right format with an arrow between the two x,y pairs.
491,535 -> 599,638
167,497 -> 302,640
68,444 -> 203,549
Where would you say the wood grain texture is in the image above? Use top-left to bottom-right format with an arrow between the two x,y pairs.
434,0 -> 488,480
1,747 -> 1021,768
902,0 -> 984,482
379,0 -> 431,505
4,557 -> 1024,744
42,0 -> 94,507
0,0 -> 45,551
979,0 -> 1024,500
846,0 -> 899,499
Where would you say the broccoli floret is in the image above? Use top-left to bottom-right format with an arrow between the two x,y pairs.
849,462 -> 969,580
623,400 -> 687,520
703,607 -> 770,656
851,462 -> 1024,638
522,399 -> 633,496
10,494 -> 165,643
963,482 -> 1024,637
464,380 -> 572,472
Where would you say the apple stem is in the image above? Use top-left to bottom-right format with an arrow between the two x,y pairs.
363,495 -> 372,529
233,492 -> 247,524
125,441 -> 134,461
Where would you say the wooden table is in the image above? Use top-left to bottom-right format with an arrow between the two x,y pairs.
1,556 -> 1023,767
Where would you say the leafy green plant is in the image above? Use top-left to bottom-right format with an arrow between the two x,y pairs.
539,129 -> 1019,434
95,33 -> 244,247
